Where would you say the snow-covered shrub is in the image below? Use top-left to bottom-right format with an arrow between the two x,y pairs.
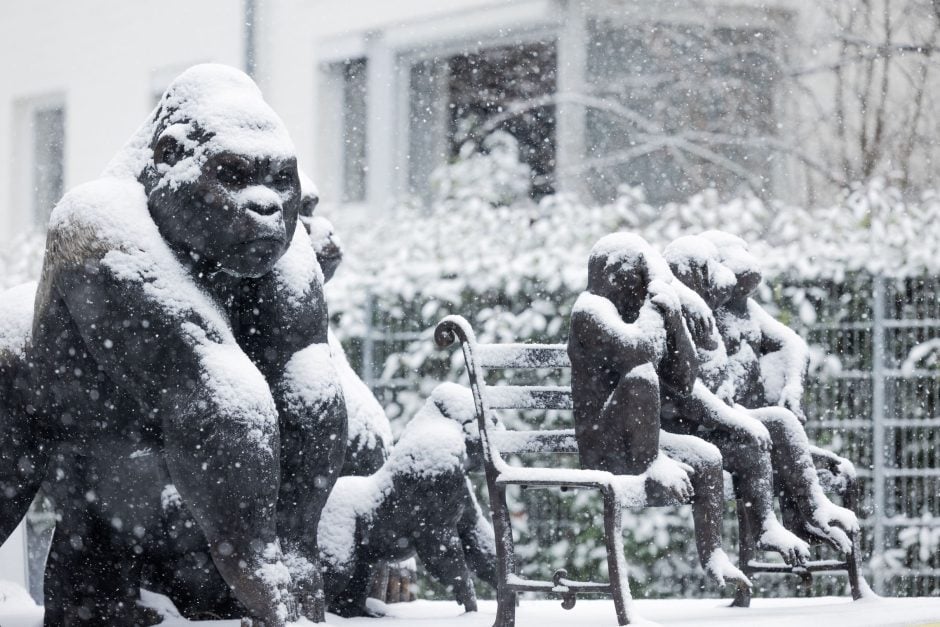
431,130 -> 533,206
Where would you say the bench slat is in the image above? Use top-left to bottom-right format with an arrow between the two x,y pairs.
485,385 -> 572,410
476,343 -> 570,369
490,429 -> 578,454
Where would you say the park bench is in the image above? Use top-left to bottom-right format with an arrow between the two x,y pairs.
434,314 -> 863,627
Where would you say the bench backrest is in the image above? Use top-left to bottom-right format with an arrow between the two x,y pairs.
434,315 -> 579,477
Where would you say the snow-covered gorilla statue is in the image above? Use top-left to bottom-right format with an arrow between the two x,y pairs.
0,64 -> 346,626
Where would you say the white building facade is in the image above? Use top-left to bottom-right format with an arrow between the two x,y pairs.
0,0 -> 820,245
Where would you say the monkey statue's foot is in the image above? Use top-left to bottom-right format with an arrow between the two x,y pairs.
644,454 -> 694,505
798,496 -> 859,555
704,548 -> 751,592
757,519 -> 810,566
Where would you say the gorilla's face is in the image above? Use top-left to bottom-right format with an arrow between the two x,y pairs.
603,259 -> 649,321
148,135 -> 300,278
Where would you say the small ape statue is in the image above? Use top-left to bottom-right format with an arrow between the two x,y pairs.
0,64 -> 346,626
661,235 -> 811,566
700,231 -> 858,553
319,383 -> 497,617
568,233 -> 750,591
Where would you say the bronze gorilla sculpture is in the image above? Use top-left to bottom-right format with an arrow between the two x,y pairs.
0,64 -> 346,626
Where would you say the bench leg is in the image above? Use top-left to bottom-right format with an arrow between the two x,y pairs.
842,477 -> 864,601
731,496 -> 753,608
847,532 -> 863,600
603,490 -> 632,626
492,483 -> 517,627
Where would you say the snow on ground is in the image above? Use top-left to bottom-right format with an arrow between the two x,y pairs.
1,580 -> 938,627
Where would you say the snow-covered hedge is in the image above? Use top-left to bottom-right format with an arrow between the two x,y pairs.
318,179 -> 939,596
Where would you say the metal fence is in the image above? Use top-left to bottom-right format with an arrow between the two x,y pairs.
356,273 -> 940,598
798,275 -> 940,596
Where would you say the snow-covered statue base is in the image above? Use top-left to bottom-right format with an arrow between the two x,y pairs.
0,64 -> 347,626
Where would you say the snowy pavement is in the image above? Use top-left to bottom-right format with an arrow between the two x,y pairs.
1,580 -> 938,627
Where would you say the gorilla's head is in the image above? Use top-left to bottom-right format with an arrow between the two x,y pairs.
701,230 -> 761,301
663,235 -> 736,310
136,64 -> 300,278
587,233 -> 669,320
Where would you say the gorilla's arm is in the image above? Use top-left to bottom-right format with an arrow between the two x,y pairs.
749,299 -> 810,420
47,220 -> 290,624
676,381 -> 772,449
569,298 -> 658,373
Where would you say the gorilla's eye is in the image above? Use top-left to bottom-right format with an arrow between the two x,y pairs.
216,162 -> 250,187
271,168 -> 295,191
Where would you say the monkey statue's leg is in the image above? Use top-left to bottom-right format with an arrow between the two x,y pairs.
416,524 -> 478,612
455,477 -> 498,589
580,364 -> 661,475
659,431 -> 749,590
273,344 -> 347,622
704,426 -> 809,566
748,406 -> 859,554
328,555 -> 378,618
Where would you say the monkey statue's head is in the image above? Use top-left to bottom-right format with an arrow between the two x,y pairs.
135,64 -> 300,278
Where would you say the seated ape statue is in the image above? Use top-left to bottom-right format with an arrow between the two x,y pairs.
0,64 -> 346,626
699,231 -> 858,553
150,383 -> 496,620
568,233 -> 750,591
661,235 -> 811,566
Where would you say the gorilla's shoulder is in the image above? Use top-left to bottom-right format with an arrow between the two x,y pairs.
46,178 -> 153,265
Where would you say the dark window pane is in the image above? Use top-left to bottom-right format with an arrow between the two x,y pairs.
446,41 -> 557,198
342,58 -> 368,203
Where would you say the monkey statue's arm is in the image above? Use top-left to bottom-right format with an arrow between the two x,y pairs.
749,298 -> 810,421
570,294 -> 659,374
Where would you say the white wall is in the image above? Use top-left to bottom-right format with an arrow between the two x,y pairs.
0,0 -> 244,243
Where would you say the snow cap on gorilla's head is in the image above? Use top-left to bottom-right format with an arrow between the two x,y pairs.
663,234 -> 736,293
588,232 -> 671,288
701,230 -> 762,299
700,230 -> 759,276
104,63 -> 295,187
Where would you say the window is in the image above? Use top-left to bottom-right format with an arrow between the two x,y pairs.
406,41 -> 558,200
340,58 -> 368,203
584,18 -> 779,203
30,104 -> 65,226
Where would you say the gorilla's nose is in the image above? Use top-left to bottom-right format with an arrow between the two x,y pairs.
237,186 -> 282,216
247,200 -> 280,216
